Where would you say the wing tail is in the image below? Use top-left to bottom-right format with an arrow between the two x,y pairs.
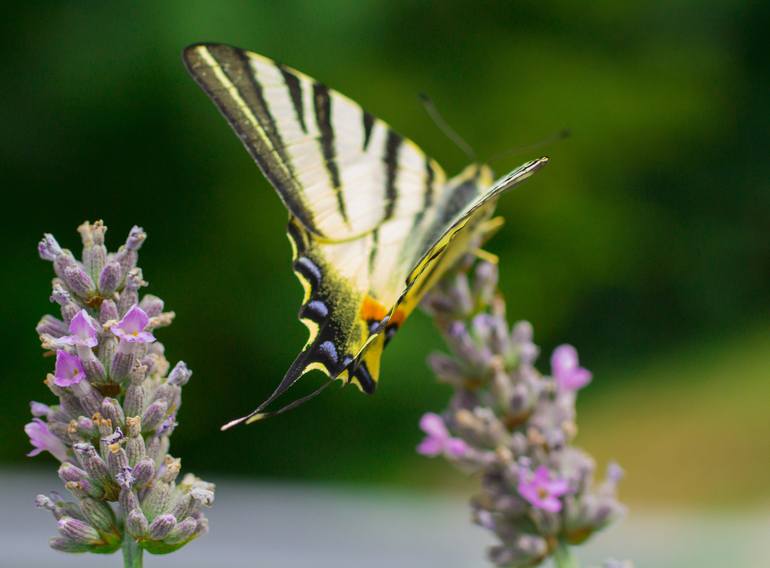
220,347 -> 334,430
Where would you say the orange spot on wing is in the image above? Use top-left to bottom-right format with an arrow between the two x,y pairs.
389,307 -> 406,326
359,295 -> 407,327
360,296 -> 388,322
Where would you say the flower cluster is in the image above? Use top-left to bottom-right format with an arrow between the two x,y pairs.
28,221 -> 213,562
419,259 -> 625,567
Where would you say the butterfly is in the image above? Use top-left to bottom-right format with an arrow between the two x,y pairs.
182,43 -> 547,428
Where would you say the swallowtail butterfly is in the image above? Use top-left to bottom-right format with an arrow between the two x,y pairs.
183,43 -> 547,427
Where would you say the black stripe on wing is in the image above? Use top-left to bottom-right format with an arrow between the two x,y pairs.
279,64 -> 307,133
312,82 -> 350,225
383,131 -> 403,221
410,157 -> 437,232
362,111 -> 375,150
182,44 -> 321,235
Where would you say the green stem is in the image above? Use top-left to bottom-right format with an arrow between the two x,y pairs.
553,542 -> 580,568
122,535 -> 143,568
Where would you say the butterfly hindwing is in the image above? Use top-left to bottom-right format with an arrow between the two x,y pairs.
349,158 -> 549,373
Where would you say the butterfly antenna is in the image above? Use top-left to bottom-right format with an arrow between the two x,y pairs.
486,128 -> 570,164
419,93 -> 477,162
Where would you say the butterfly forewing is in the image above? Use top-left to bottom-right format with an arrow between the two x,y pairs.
183,43 -> 447,242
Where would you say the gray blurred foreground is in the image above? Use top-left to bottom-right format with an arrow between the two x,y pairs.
2,470 -> 768,567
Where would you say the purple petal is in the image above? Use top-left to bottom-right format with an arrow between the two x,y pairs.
121,305 -> 149,332
547,478 -> 571,497
25,419 -> 68,462
63,310 -> 99,347
30,401 -> 51,417
551,344 -> 578,376
517,480 -> 539,504
114,328 -> 156,344
112,305 -> 155,343
417,437 -> 443,457
419,413 -> 448,438
539,496 -> 563,513
533,465 -> 552,483
445,437 -> 468,458
558,368 -> 592,391
53,350 -> 85,387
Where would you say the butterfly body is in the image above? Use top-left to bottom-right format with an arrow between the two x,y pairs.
183,43 -> 547,425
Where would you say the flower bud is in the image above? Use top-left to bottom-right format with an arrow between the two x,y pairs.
97,335 -> 117,373
139,294 -> 164,317
193,517 -> 209,538
124,384 -> 145,419
69,379 -> 103,416
53,250 -> 78,281
126,423 -> 147,467
110,350 -> 136,381
63,265 -> 96,298
126,225 -> 146,251
142,481 -> 172,520
446,321 -> 492,372
472,261 -> 498,307
146,435 -> 167,465
49,536 -> 91,553
142,400 -> 168,432
101,398 -> 125,429
99,299 -> 119,324
164,517 -> 197,544
79,497 -> 117,533
58,463 -> 88,484
79,221 -> 108,282
57,516 -> 101,544
149,514 -> 177,539
126,508 -> 148,538
38,233 -> 63,261
97,261 -> 122,295
161,456 -> 181,484
168,361 -> 191,386
78,348 -> 106,382
117,268 -> 145,315
488,535 -> 548,567
36,315 -> 68,338
51,283 -> 80,323
132,458 -> 155,487
448,272 -> 474,316
118,480 -> 138,508
107,444 -> 129,478
73,443 -> 116,499
152,383 -> 179,407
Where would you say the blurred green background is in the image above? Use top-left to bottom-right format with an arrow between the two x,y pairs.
1,0 -> 768,513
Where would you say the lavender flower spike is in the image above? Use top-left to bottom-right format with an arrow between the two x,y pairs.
28,222 -> 214,566
420,259 -> 626,567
